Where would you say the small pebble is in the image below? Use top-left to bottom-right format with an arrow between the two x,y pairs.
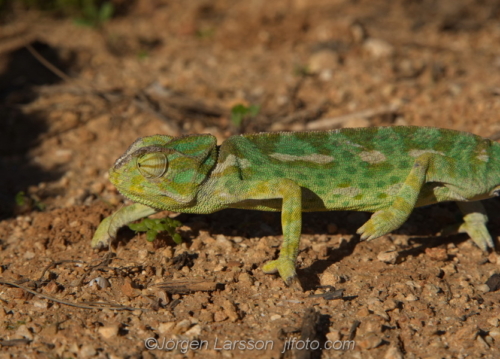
99,325 -> 119,339
384,345 -> 404,359
405,294 -> 418,302
358,332 -> 383,349
363,38 -> 394,58
185,324 -> 202,336
476,284 -> 491,293
158,322 -> 175,334
377,250 -> 398,264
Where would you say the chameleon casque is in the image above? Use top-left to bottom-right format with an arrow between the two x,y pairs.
91,126 -> 500,285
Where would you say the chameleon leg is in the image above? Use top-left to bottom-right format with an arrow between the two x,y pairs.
357,155 -> 430,241
455,201 -> 493,251
91,203 -> 158,248
260,180 -> 302,286
227,178 -> 302,285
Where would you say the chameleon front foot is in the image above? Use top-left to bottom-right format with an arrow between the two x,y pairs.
91,204 -> 158,249
262,258 -> 298,286
91,216 -> 113,249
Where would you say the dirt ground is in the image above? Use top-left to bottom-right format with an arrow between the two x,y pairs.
1,0 -> 500,358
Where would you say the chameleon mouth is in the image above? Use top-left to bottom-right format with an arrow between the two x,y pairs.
115,187 -> 161,210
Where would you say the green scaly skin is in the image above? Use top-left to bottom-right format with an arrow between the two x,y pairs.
91,127 -> 500,286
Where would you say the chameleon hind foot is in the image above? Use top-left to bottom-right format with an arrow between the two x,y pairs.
357,207 -> 406,241
459,219 -> 494,251
441,213 -> 494,252
450,201 -> 495,251
262,258 -> 297,286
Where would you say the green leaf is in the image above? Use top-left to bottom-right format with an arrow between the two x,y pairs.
248,104 -> 260,116
152,220 -> 167,232
15,191 -> 26,206
128,222 -> 148,232
146,230 -> 158,242
230,103 -> 260,127
128,217 -> 183,244
35,201 -> 46,211
144,218 -> 157,230
172,233 -> 182,244
98,1 -> 113,22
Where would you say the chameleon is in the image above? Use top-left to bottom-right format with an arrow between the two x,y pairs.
91,126 -> 500,286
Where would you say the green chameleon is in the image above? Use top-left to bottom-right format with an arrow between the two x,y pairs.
91,126 -> 499,285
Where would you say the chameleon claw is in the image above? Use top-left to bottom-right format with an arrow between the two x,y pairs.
357,225 -> 381,242
262,258 -> 297,286
458,221 -> 494,252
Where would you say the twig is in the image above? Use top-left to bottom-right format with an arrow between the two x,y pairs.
279,101 -> 328,125
0,338 -> 31,347
25,44 -> 73,83
305,103 -> 400,130
0,279 -> 148,311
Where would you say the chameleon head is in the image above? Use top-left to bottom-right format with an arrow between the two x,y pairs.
109,134 -> 218,210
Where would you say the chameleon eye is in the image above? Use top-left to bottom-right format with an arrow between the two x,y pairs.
137,153 -> 168,178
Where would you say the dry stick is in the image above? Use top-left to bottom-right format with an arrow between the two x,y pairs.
0,279 -> 148,311
305,103 -> 400,130
279,101 -> 328,125
0,338 -> 31,347
25,44 -> 73,83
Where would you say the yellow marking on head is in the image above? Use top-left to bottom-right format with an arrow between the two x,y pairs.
408,149 -> 445,158
359,150 -> 386,164
331,187 -> 361,197
269,153 -> 334,164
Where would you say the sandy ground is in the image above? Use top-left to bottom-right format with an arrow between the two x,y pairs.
1,0 -> 500,358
